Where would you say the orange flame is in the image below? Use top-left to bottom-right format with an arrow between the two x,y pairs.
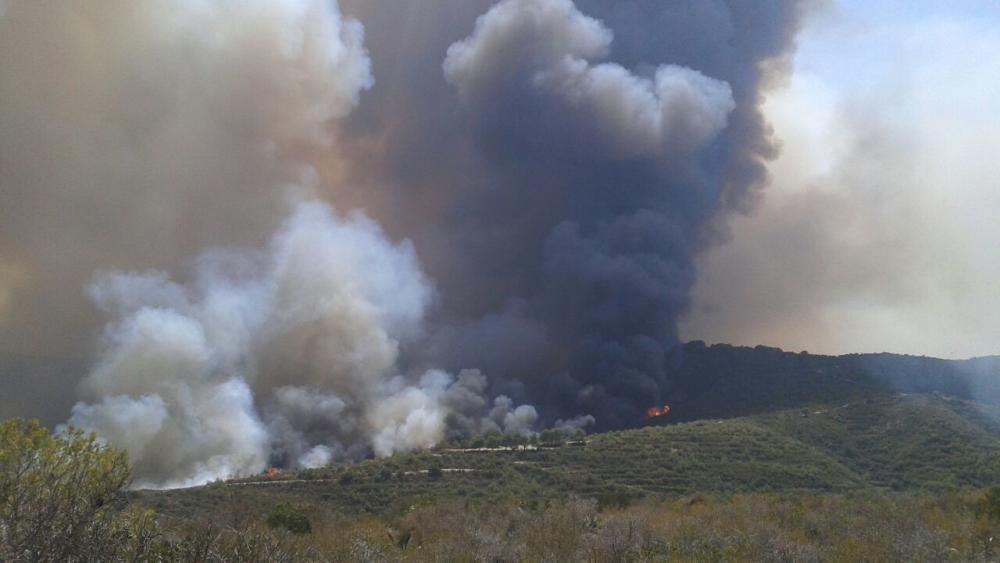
646,404 -> 671,418
265,468 -> 280,477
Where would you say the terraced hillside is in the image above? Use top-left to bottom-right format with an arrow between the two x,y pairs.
135,393 -> 1000,519
755,394 -> 1000,490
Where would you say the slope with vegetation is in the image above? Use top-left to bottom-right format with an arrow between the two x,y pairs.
134,392 -> 1000,520
5,398 -> 1000,561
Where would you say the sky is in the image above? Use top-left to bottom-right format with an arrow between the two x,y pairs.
681,0 -> 1000,359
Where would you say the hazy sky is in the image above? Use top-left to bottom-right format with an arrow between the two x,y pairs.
682,1 -> 1000,359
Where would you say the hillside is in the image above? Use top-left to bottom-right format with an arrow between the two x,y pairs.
661,342 -> 1000,423
134,392 -> 1000,520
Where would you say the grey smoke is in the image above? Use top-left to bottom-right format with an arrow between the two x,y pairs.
442,0 -> 734,159
553,415 -> 597,433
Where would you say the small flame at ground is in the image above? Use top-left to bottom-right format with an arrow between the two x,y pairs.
646,404 -> 671,418
265,468 -> 280,477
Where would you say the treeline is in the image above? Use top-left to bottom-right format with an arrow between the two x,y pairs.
3,418 -> 1000,562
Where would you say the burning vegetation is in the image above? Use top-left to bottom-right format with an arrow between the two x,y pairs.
646,405 -> 671,419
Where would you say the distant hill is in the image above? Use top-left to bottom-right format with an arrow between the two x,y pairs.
662,342 -> 1000,422
135,392 -> 1000,519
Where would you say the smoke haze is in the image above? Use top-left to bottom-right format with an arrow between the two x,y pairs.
1,0 -> 814,485
0,0 -> 373,421
682,4 -> 1000,359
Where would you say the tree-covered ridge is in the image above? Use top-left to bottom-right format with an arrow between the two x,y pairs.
663,342 -> 1000,423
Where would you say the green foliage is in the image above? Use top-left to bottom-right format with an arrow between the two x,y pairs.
338,470 -> 355,485
979,486 -> 1000,522
596,488 -> 635,511
266,502 -> 312,535
0,418 -> 136,561
757,394 -> 1000,492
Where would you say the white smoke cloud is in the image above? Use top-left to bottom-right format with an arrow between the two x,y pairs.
443,0 -> 734,159
69,200 -> 537,487
368,368 -> 540,457
486,396 -> 539,435
299,445 -> 334,469
553,414 -> 596,433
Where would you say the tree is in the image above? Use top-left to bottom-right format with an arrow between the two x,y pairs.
0,418 -> 137,561
428,465 -> 444,480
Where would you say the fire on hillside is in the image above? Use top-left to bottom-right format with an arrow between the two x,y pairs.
646,405 -> 671,419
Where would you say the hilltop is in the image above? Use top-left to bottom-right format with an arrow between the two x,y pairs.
661,342 -> 1000,422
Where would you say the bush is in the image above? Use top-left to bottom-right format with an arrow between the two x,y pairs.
0,418 -> 142,561
597,488 -> 635,511
338,470 -> 356,485
978,486 -> 1000,522
266,502 -> 312,535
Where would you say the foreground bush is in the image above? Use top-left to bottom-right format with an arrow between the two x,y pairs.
0,418 -> 136,561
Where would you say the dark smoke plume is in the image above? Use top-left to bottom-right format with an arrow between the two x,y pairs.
334,0 -> 812,429
0,0 -> 812,485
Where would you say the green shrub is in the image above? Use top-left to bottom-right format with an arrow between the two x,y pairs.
0,418 -> 143,561
266,502 -> 312,535
978,486 -> 1000,522
428,466 -> 443,480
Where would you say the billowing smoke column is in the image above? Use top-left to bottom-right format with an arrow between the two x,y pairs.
334,0 -> 810,429
440,0 -> 736,428
0,0 -> 811,486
